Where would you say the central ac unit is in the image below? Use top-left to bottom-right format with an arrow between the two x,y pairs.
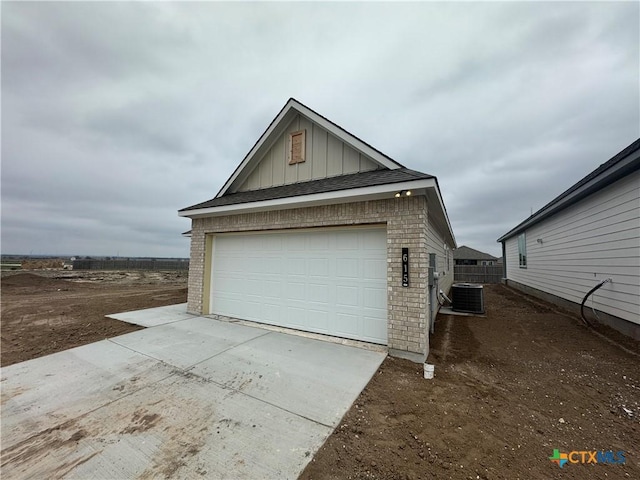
452,283 -> 485,314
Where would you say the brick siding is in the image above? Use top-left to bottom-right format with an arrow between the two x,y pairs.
187,196 -> 430,360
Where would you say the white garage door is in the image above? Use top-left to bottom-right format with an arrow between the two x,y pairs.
210,227 -> 387,344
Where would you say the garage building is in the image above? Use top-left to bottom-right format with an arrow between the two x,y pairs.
179,99 -> 456,362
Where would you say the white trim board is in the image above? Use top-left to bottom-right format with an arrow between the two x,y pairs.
180,178 -> 436,219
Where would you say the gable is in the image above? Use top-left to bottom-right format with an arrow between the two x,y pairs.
180,98 -> 456,250
235,113 -> 382,192
219,98 -> 402,197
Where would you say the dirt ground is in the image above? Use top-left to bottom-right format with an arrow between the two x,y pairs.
1,270 -> 187,366
302,284 -> 639,480
2,273 -> 638,479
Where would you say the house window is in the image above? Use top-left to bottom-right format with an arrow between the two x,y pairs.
288,130 -> 306,164
518,233 -> 527,268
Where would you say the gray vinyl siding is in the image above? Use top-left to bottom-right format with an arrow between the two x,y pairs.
427,212 -> 455,295
504,170 -> 640,325
238,114 -> 380,191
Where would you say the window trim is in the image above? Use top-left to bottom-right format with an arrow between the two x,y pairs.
288,129 -> 306,165
518,233 -> 527,268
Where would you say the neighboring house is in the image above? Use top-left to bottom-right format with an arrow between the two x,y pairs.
179,98 -> 456,362
453,245 -> 498,266
497,138 -> 640,339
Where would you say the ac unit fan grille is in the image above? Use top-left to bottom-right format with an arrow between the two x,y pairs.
452,283 -> 485,314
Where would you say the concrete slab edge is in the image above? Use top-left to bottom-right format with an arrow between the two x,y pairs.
206,314 -> 389,355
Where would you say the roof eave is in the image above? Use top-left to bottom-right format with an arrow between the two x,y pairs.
497,146 -> 640,243
179,178 -> 436,219
427,179 -> 457,249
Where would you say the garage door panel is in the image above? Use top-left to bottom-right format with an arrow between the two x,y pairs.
336,259 -> 359,278
336,232 -> 359,250
243,301 -> 263,318
262,281 -> 282,299
362,307 -> 386,320
286,258 -> 306,275
307,310 -> 329,331
287,235 -> 308,252
264,236 -> 283,251
261,303 -> 281,322
336,285 -> 359,306
333,313 -> 360,335
307,234 -> 330,250
244,279 -> 263,294
215,255 -> 236,273
307,283 -> 330,303
219,277 -> 246,293
216,297 -> 243,315
262,258 -> 282,274
244,236 -> 262,250
211,228 -> 387,344
363,258 -> 386,279
308,258 -> 330,277
362,316 -> 387,343
305,303 -> 331,314
286,283 -> 306,300
363,287 -> 386,309
286,306 -> 308,328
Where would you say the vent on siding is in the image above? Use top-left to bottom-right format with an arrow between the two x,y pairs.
452,283 -> 485,314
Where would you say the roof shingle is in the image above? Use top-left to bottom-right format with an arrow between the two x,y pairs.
180,168 -> 433,212
453,245 -> 498,261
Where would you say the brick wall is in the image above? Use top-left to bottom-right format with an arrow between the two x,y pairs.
187,196 -> 431,361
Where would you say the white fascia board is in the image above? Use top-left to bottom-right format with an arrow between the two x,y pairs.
432,185 -> 457,248
217,101 -> 296,198
497,148 -> 640,242
179,178 -> 436,219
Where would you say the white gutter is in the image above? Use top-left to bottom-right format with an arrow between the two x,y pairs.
180,178 -> 437,218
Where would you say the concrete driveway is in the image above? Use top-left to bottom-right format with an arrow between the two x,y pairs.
1,305 -> 385,479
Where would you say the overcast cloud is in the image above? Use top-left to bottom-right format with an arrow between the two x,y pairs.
2,1 -> 638,258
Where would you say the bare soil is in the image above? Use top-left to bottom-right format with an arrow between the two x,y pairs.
301,284 -> 639,480
2,273 -> 638,478
1,270 -> 187,366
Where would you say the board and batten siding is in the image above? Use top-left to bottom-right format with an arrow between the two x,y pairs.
238,114 -> 380,191
505,170 -> 640,325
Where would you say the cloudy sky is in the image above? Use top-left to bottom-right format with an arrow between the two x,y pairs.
2,1 -> 638,258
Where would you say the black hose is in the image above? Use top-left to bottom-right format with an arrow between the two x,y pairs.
580,279 -> 611,327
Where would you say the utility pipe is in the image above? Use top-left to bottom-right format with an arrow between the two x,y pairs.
580,278 -> 612,327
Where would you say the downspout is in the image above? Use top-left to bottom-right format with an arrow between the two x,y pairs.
501,241 -> 507,283
431,275 -> 438,334
428,253 -> 436,334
